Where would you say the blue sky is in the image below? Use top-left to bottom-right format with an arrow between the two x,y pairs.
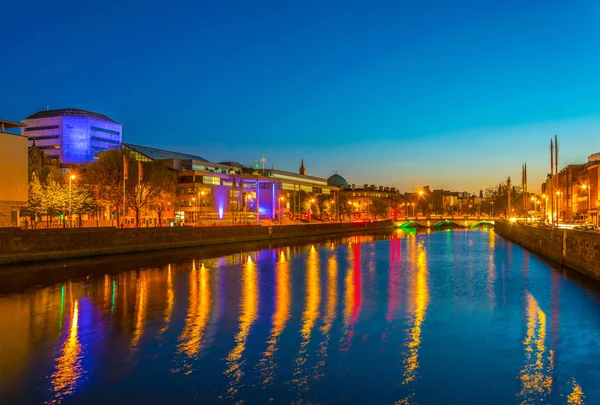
2,0 -> 599,192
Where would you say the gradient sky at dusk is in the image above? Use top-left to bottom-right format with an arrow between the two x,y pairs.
3,0 -> 600,193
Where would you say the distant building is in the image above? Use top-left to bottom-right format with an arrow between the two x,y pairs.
28,141 -> 66,183
123,144 -> 339,223
335,174 -> 399,218
0,118 -> 28,227
542,152 -> 600,225
22,108 -> 122,165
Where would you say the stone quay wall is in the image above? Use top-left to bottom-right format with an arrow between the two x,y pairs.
495,220 -> 600,281
0,220 -> 393,265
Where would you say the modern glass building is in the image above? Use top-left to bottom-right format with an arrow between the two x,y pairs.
21,108 -> 122,164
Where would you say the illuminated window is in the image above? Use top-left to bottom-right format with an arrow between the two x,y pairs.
38,145 -> 61,149
203,176 -> 220,185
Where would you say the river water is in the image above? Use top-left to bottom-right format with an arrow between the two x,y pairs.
0,229 -> 598,404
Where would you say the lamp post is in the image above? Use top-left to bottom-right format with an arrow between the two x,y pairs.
330,199 -> 334,222
167,202 -> 171,226
556,191 -> 561,224
541,194 -> 547,223
68,174 -> 76,228
411,202 -> 415,217
279,196 -> 285,224
192,197 -> 196,223
310,198 -> 315,222
200,190 -> 205,222
581,184 -> 590,223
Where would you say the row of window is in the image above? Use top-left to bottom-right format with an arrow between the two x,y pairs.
38,145 -> 60,150
91,126 -> 120,136
24,125 -> 59,132
91,136 -> 120,145
28,135 -> 59,141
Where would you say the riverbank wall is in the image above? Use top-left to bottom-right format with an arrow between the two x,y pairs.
0,220 -> 394,265
495,220 -> 600,281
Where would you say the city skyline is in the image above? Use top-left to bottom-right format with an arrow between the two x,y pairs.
4,1 -> 600,192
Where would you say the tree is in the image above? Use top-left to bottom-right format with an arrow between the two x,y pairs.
338,194 -> 353,220
85,149 -> 127,223
151,190 -> 176,227
389,194 -> 403,219
45,180 -> 68,226
371,198 -> 389,219
70,184 -> 100,227
21,177 -> 45,228
126,158 -> 177,227
484,182 -> 523,218
317,194 -> 332,220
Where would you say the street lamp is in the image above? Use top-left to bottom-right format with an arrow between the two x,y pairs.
279,196 -> 285,224
192,197 -> 196,223
329,199 -> 334,222
556,191 -> 561,223
411,202 -> 415,217
200,190 -> 205,221
68,174 -> 76,227
310,198 -> 315,222
581,184 -> 590,223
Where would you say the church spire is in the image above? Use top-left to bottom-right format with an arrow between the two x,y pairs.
299,158 -> 306,175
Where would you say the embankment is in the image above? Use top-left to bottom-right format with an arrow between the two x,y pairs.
0,220 -> 393,265
495,220 -> 600,281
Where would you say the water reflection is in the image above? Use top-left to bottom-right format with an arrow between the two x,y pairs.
225,256 -> 259,399
178,262 -> 211,368
159,264 -> 174,335
518,292 -> 553,404
314,252 -> 338,379
259,251 -> 290,386
292,245 -> 321,393
0,230 -> 597,405
130,272 -> 147,351
402,241 -> 429,390
568,379 -> 585,405
49,300 -> 82,404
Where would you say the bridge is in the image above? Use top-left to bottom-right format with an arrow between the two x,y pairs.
394,216 -> 495,230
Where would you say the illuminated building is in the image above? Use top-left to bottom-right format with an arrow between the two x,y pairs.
0,118 -> 28,227
332,174 -> 400,219
21,108 -> 122,165
122,144 -> 340,223
542,152 -> 600,224
28,142 -> 66,182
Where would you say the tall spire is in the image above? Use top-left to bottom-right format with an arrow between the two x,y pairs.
299,158 -> 306,175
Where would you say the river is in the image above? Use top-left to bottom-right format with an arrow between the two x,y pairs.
0,229 -> 598,404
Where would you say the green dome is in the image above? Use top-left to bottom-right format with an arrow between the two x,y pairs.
327,174 -> 348,189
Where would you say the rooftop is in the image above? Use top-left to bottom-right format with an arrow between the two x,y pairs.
25,108 -> 118,123
0,118 -> 26,132
123,143 -> 209,162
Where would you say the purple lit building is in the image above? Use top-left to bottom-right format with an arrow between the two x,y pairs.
21,108 -> 122,164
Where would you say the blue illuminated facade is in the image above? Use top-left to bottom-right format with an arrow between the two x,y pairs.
22,108 -> 122,164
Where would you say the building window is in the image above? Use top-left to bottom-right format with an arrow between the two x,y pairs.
38,145 -> 61,150
203,176 -> 220,185
91,126 -> 120,135
28,135 -> 59,141
25,125 -> 59,132
91,136 -> 120,144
